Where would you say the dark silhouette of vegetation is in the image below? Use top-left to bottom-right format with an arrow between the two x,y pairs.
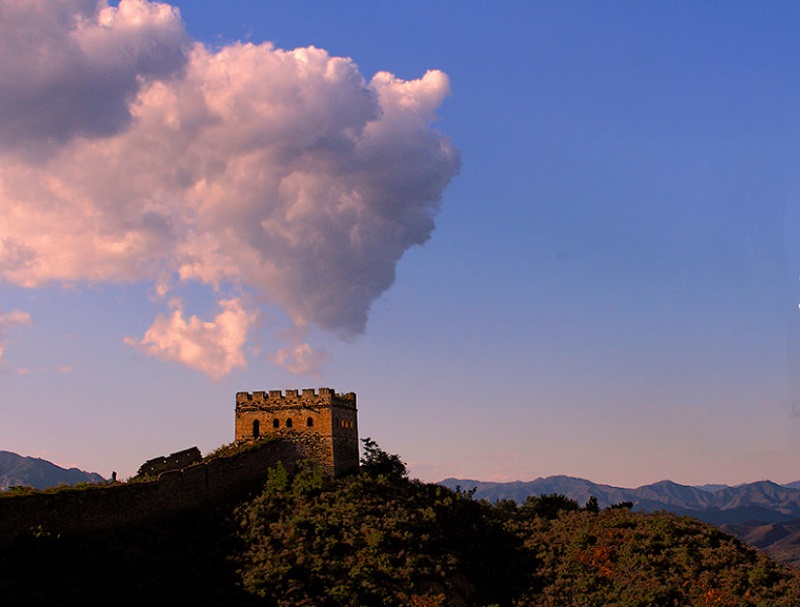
0,497 -> 253,606
584,495 -> 600,513
2,440 -> 800,606
359,437 -> 408,479
519,492 -> 581,520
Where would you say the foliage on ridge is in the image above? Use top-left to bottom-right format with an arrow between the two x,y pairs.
235,449 -> 530,606
1,439 -> 800,606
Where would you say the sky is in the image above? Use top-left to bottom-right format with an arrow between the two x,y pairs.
0,0 -> 799,489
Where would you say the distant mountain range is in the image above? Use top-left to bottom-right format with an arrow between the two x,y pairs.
0,450 -> 105,491
440,475 -> 800,566
6,449 -> 800,567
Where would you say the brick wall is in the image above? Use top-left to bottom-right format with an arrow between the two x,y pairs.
235,387 -> 359,476
0,438 -> 304,542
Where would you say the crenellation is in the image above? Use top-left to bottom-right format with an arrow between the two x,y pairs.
235,388 -> 356,406
136,447 -> 202,478
334,392 -> 357,409
235,387 -> 359,476
0,387 -> 361,543
0,439 -> 308,542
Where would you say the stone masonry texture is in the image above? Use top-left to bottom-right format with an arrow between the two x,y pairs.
0,388 -> 359,542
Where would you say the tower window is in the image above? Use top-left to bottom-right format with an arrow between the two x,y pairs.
306,417 -> 314,427
273,418 -> 279,429
252,420 -> 260,438
286,418 -> 293,428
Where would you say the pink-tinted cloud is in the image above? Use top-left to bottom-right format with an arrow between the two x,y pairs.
124,298 -> 257,379
0,0 -> 188,158
269,342 -> 330,378
0,310 -> 31,328
0,309 -> 32,374
0,0 -> 460,377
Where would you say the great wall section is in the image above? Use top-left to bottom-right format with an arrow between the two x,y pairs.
0,388 -> 359,542
235,387 -> 359,477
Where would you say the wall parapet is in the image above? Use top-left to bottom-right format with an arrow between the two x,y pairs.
137,446 -> 202,477
0,387 -> 360,542
235,387 -> 359,476
235,388 -> 356,410
0,439 -> 303,543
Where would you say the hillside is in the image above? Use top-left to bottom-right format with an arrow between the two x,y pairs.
1,443 -> 800,606
720,520 -> 800,568
441,475 -> 800,566
0,450 -> 105,490
439,476 -> 800,518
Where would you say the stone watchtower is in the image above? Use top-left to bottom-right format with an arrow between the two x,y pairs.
235,388 -> 359,477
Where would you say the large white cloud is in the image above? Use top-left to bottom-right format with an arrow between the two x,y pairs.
0,0 -> 189,157
0,0 -> 460,377
124,298 -> 256,379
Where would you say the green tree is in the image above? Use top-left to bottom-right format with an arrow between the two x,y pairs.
235,457 -> 532,606
520,493 -> 580,520
359,437 -> 407,479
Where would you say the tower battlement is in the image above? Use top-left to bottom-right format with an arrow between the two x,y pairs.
235,388 -> 356,409
235,387 -> 359,476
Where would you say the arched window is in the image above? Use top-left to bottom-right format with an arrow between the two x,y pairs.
272,418 -> 279,429
286,418 -> 293,428
306,417 -> 314,427
252,420 -> 260,439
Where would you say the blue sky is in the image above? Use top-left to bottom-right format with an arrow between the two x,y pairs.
0,1 -> 798,487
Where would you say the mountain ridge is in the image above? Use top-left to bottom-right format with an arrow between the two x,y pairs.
0,450 -> 105,491
440,475 -> 800,566
2,447 -> 800,603
439,475 -> 800,511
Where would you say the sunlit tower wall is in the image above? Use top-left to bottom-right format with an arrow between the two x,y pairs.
235,388 -> 359,476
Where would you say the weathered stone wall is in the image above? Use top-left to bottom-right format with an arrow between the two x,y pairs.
0,387 -> 361,542
235,387 -> 359,476
0,439 -> 303,542
137,446 -> 202,477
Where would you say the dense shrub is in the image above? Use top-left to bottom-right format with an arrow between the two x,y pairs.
235,459 -> 532,607
511,506 -> 800,606
3,440 -> 800,606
